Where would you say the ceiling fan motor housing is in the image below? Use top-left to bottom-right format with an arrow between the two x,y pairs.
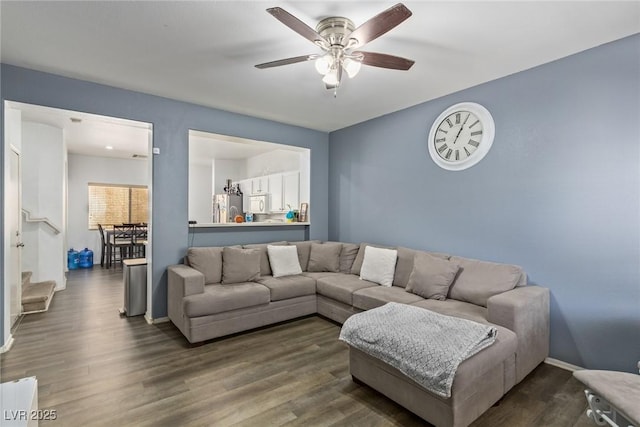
316,17 -> 355,47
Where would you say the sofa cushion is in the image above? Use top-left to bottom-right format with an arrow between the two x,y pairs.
360,246 -> 398,287
186,247 -> 223,285
267,245 -> 302,278
288,240 -> 321,271
257,275 -> 316,301
393,247 -> 451,288
222,247 -> 261,284
411,299 -> 489,324
324,241 -> 360,274
243,241 -> 287,276
406,253 -> 460,301
448,256 -> 525,307
352,286 -> 424,311
183,283 -> 270,317
307,242 -> 342,272
316,273 -> 378,305
351,243 -> 395,275
302,271 -> 340,280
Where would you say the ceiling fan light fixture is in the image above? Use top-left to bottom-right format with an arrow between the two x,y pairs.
315,54 -> 334,75
343,57 -> 362,78
322,69 -> 340,86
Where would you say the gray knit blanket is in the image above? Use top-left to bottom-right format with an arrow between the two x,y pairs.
339,302 -> 497,398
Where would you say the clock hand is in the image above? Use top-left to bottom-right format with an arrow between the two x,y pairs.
452,113 -> 471,145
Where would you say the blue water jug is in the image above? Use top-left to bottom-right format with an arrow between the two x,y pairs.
67,248 -> 79,270
79,248 -> 94,268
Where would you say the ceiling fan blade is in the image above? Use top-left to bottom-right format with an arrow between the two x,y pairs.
255,55 -> 316,69
348,3 -> 412,48
267,7 -> 327,47
356,51 -> 415,70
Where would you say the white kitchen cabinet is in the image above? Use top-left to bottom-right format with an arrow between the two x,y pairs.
283,171 -> 300,212
251,176 -> 268,194
268,174 -> 284,212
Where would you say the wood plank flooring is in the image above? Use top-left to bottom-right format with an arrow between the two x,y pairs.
1,268 -> 593,426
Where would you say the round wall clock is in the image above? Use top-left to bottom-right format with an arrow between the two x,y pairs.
427,102 -> 495,171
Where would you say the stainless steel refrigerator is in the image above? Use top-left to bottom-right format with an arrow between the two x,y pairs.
213,194 -> 243,223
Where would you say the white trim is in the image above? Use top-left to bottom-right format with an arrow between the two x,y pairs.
145,314 -> 169,325
545,357 -> 583,372
1,334 -> 15,353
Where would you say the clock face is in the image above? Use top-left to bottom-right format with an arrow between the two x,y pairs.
428,102 -> 495,171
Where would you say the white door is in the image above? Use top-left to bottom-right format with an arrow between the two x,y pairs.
8,148 -> 23,326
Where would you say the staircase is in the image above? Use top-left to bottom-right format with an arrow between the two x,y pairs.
21,271 -> 56,314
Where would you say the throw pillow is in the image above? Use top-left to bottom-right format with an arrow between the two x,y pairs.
406,252 -> 460,300
186,247 -> 223,284
359,246 -> 398,287
267,245 -> 302,278
288,240 -> 321,271
243,241 -> 287,276
222,247 -> 261,284
307,242 -> 342,272
350,242 -> 395,275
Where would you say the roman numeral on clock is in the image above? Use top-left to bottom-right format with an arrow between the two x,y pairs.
468,140 -> 480,148
437,144 -> 448,153
455,150 -> 460,160
445,149 -> 453,159
464,147 -> 471,156
437,128 -> 448,134
446,118 -> 453,128
435,138 -> 446,143
455,113 -> 460,124
469,119 -> 480,128
470,130 -> 483,136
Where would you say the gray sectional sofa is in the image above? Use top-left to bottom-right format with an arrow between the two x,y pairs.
167,240 -> 550,427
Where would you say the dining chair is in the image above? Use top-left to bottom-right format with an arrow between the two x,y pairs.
97,224 -> 107,267
132,224 -> 147,258
110,224 -> 135,268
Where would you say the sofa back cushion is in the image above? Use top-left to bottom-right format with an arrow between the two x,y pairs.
243,241 -> 287,276
222,247 -> 261,284
307,242 -> 342,272
448,256 -> 525,307
350,243 -> 395,275
288,240 -> 321,271
339,242 -> 359,274
187,247 -> 224,284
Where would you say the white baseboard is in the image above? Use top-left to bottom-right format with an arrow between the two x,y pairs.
545,357 -> 583,372
1,334 -> 15,353
145,314 -> 169,325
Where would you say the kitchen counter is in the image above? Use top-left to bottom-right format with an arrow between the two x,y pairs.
189,222 -> 310,228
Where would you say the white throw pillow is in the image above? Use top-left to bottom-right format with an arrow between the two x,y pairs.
359,246 -> 398,287
267,245 -> 302,278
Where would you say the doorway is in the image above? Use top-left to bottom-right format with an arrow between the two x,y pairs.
2,101 -> 154,347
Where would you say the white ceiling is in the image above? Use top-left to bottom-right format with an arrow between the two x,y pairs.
9,101 -> 151,160
1,1 -> 639,132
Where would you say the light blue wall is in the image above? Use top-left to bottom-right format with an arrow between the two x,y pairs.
328,34 -> 640,372
0,65 -> 329,344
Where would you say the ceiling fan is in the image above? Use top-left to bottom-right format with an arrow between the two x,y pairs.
255,3 -> 415,93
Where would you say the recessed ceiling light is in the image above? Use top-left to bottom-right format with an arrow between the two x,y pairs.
70,117 -> 82,123
105,146 -> 114,150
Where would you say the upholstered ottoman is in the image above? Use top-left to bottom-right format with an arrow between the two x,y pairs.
341,303 -> 518,427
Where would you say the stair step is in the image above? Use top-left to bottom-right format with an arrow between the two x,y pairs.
22,280 -> 56,314
21,271 -> 32,287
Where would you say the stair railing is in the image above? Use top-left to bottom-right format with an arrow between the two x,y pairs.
21,208 -> 61,235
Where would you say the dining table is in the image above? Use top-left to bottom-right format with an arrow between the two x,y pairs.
105,224 -> 148,268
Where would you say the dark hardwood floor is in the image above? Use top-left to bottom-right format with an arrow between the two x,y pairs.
1,268 -> 593,426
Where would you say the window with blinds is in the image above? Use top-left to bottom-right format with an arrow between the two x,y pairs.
88,183 -> 148,229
